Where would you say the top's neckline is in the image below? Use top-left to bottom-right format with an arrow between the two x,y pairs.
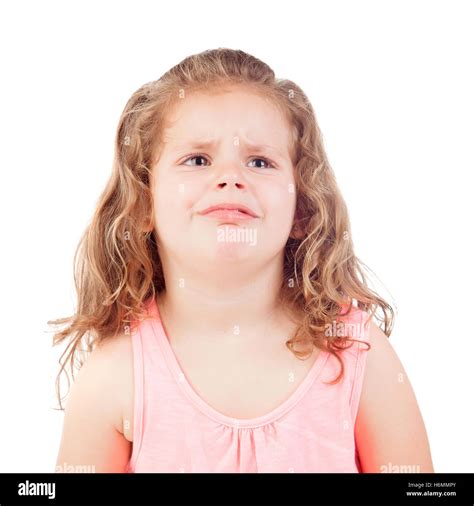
144,295 -> 330,429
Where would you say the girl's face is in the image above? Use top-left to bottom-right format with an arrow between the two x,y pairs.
152,85 -> 297,271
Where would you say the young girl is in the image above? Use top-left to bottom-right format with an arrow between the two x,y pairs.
51,48 -> 434,473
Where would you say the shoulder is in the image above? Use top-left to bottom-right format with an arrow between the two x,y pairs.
363,315 -> 398,370
94,332 -> 134,364
357,315 -> 409,406
354,316 -> 435,472
359,315 -> 411,394
77,332 -> 134,436
89,332 -> 134,380
55,332 -> 134,472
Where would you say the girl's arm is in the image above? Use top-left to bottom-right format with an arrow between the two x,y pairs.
354,319 -> 435,473
55,338 -> 132,473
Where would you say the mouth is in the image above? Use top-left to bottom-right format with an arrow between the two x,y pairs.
197,203 -> 259,221
198,208 -> 257,222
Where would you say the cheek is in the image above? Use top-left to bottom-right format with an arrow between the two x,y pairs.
263,181 -> 296,228
153,179 -> 200,231
152,181 -> 179,238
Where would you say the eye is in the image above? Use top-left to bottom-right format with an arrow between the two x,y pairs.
182,154 -> 210,167
248,157 -> 275,169
181,154 -> 276,169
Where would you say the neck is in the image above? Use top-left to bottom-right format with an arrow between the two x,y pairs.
155,256 -> 297,344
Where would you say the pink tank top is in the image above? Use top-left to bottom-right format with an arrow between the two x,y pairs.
125,297 -> 370,473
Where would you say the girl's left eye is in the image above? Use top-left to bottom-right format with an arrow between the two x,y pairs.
248,157 -> 275,169
182,154 -> 276,169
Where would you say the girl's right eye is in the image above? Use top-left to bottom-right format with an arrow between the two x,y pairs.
182,154 -> 209,167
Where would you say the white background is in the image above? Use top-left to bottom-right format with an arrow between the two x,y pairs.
0,0 -> 472,473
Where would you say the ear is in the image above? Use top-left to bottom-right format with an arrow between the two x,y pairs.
141,217 -> 154,233
290,210 -> 306,240
290,224 -> 305,240
142,206 -> 156,233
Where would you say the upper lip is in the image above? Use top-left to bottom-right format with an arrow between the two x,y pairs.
198,202 -> 259,218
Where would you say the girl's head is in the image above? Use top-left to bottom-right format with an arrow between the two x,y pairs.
49,48 -> 394,409
151,82 -> 299,278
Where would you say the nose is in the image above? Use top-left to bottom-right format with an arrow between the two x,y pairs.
212,150 -> 249,190
216,173 -> 245,190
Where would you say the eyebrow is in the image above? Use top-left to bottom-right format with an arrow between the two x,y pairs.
171,138 -> 289,160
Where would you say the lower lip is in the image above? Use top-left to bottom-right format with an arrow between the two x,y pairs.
199,209 -> 257,221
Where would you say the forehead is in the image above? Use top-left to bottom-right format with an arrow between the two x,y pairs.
160,87 -> 294,157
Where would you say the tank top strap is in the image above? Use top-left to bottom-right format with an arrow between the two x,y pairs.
342,307 -> 371,426
341,307 -> 372,472
126,296 -> 176,473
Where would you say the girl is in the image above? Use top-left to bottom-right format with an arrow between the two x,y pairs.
51,48 -> 434,473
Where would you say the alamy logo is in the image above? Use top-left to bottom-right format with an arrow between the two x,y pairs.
325,320 -> 363,338
216,225 -> 257,246
18,480 -> 56,499
380,462 -> 421,473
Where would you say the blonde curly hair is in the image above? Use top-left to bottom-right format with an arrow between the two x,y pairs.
48,48 -> 395,410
